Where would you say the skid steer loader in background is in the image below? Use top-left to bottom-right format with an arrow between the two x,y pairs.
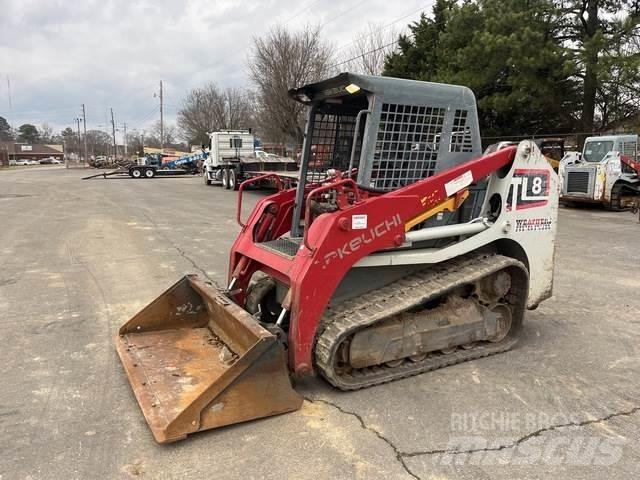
115,73 -> 559,443
559,134 -> 640,210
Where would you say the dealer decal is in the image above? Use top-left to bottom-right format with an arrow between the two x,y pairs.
515,218 -> 553,232
507,169 -> 550,211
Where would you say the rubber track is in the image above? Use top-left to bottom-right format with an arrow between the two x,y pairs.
315,252 -> 527,390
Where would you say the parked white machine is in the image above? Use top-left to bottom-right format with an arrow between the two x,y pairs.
559,134 -> 640,210
202,130 -> 297,189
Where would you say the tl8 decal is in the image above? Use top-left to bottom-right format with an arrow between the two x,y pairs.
506,169 -> 550,211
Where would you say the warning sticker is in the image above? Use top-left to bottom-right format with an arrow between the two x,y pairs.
445,170 -> 473,196
352,214 -> 367,230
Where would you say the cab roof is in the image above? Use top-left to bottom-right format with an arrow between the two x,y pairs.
288,72 -> 476,108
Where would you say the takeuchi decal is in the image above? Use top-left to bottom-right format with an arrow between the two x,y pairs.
323,214 -> 402,266
507,169 -> 550,211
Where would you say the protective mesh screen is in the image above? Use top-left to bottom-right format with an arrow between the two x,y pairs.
307,112 -> 362,184
621,141 -> 638,174
449,109 -> 474,153
371,103 -> 446,191
621,141 -> 638,160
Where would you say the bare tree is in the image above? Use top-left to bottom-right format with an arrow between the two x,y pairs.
249,25 -> 333,143
177,83 -> 254,146
337,22 -> 399,76
225,87 -> 255,132
125,129 -> 145,156
154,121 -> 177,145
145,121 -> 180,148
85,130 -> 112,156
39,123 -> 54,143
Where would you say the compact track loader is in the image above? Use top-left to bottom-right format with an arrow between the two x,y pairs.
559,134 -> 640,210
116,73 -> 559,443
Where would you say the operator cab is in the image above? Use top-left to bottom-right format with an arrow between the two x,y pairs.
582,135 -> 637,163
288,72 -> 484,237
583,139 -> 615,163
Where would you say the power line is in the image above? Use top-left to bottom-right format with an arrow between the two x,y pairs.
328,39 -> 400,70
320,0 -> 369,28
281,0 -> 323,24
333,1 -> 433,53
223,0 -> 360,63
126,105 -> 160,131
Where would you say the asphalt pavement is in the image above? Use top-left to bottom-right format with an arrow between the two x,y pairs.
1,167 -> 639,479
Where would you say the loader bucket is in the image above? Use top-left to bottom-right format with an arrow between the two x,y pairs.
114,275 -> 303,443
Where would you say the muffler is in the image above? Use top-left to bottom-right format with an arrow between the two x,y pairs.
114,275 -> 302,443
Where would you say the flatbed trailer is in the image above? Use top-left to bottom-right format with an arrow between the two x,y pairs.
82,164 -> 197,180
204,155 -> 299,190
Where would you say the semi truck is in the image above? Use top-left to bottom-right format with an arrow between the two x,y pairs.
202,130 -> 297,190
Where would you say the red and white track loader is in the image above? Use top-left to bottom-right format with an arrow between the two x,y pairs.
115,73 -> 559,443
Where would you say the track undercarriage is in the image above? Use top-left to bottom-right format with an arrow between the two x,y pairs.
314,253 -> 528,390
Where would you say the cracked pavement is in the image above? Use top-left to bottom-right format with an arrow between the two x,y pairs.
1,168 -> 639,479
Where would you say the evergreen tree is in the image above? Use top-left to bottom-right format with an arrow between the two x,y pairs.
17,124 -> 39,143
0,116 -> 12,141
384,0 -> 639,135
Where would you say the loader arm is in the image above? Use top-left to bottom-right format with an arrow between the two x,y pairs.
228,146 -> 519,375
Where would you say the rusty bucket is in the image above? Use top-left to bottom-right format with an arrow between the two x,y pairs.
115,275 -> 302,443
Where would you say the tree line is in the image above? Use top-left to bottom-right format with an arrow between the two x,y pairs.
4,0 -> 638,152
179,0 -> 639,146
385,0 -> 640,137
0,116 -> 184,157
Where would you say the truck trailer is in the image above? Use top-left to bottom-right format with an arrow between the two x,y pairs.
202,130 -> 297,190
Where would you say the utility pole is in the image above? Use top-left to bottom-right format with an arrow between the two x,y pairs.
75,117 -> 82,161
123,122 -> 128,158
159,80 -> 164,154
6,76 -> 15,136
6,76 -> 11,111
110,108 -> 117,160
141,130 -> 145,156
81,104 -> 88,165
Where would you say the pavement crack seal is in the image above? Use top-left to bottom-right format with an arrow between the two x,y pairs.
141,212 -> 214,283
305,397 -> 421,480
401,405 -> 640,458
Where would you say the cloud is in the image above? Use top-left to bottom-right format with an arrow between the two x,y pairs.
0,0 -> 425,138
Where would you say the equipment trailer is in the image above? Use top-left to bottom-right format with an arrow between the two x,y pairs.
82,151 -> 206,180
115,73 -> 559,443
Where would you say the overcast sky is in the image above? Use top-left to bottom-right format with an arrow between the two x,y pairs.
0,0 -> 429,139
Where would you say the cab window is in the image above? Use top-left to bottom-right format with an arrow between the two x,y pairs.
583,141 -> 613,163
